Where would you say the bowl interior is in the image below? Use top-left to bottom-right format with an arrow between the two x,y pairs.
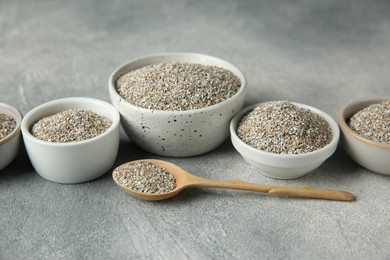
338,96 -> 390,149
108,52 -> 247,114
0,102 -> 22,144
230,102 -> 340,165
21,97 -> 120,146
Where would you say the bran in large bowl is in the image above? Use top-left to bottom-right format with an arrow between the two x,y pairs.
109,53 -> 247,157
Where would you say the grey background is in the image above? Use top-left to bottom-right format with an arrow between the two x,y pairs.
1,0 -> 389,259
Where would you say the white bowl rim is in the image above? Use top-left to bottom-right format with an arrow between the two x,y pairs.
21,97 -> 120,147
230,101 -> 340,160
338,96 -> 390,150
0,102 -> 22,145
108,52 -> 247,115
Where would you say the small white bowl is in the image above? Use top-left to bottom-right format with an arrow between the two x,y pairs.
230,102 -> 340,179
108,52 -> 246,157
0,102 -> 22,170
338,96 -> 390,175
21,97 -> 120,183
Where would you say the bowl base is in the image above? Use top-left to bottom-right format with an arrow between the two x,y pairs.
243,157 -> 322,179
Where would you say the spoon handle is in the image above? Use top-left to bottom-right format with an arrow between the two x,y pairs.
187,176 -> 354,201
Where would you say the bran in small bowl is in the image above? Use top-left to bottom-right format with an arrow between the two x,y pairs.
231,101 -> 339,179
0,102 -> 23,171
338,97 -> 390,175
30,108 -> 112,143
21,97 -> 120,183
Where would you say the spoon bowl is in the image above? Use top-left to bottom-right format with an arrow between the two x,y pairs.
112,159 -> 354,201
113,159 -> 201,200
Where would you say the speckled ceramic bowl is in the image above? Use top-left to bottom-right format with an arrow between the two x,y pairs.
0,102 -> 22,171
230,102 -> 340,179
338,96 -> 390,175
21,97 -> 120,183
109,53 -> 247,157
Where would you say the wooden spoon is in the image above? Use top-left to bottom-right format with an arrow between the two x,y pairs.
112,159 -> 354,201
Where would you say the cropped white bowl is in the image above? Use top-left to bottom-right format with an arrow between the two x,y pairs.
109,52 -> 246,157
21,97 -> 120,183
230,102 -> 340,179
338,96 -> 390,175
0,102 -> 22,170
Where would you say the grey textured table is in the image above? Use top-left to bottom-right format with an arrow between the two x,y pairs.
1,1 -> 389,259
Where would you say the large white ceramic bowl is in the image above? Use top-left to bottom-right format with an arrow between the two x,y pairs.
0,102 -> 22,170
108,53 -> 246,157
338,96 -> 390,175
230,102 -> 340,179
21,97 -> 120,183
